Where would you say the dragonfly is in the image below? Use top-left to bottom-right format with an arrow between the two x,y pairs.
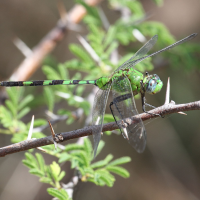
0,33 -> 197,156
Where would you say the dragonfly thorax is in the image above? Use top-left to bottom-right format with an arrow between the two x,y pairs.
143,74 -> 163,95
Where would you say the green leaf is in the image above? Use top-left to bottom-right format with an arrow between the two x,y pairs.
71,151 -> 89,167
91,154 -> 113,168
79,1 -> 100,19
57,171 -> 66,181
106,166 -> 130,178
66,117 -> 75,125
42,65 -> 60,80
17,107 -> 31,119
22,160 -> 36,169
47,188 -> 69,200
104,154 -> 113,163
46,166 -> 53,179
105,41 -> 118,57
58,152 -> 71,163
11,131 -> 26,143
99,174 -> 114,187
83,138 -> 92,157
65,144 -> 84,152
44,87 -> 54,112
5,100 -> 16,117
30,119 -> 47,127
58,63 -> 68,80
24,152 -> 39,168
104,26 -> 116,48
60,189 -> 69,199
35,153 -> 46,173
0,106 -> 13,128
32,132 -> 46,139
108,156 -> 131,166
75,85 -> 84,96
71,159 -> 79,169
105,131 -> 112,135
79,101 -> 90,116
40,177 -> 52,184
95,169 -> 115,187
95,141 -> 105,157
6,87 -> 20,107
50,161 -> 61,181
152,0 -> 163,6
77,166 -> 85,176
127,0 -> 144,16
91,160 -> 106,169
64,59 -> 82,70
69,44 -> 93,63
29,169 -> 45,177
18,95 -> 34,110
116,31 -> 130,45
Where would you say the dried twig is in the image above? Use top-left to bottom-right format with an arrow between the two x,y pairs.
0,100 -> 199,157
10,0 -> 104,81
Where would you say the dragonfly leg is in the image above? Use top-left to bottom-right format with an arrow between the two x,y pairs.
141,91 -> 163,118
109,101 -> 123,134
145,103 -> 156,109
110,93 -> 132,139
144,102 -> 165,118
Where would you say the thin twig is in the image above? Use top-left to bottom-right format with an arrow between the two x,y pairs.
13,37 -> 32,57
10,0 -> 104,81
0,100 -> 200,157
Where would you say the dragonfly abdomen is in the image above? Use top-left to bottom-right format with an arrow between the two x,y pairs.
0,80 -> 96,87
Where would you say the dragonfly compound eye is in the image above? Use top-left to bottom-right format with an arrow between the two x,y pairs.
145,76 -> 163,94
145,79 -> 157,94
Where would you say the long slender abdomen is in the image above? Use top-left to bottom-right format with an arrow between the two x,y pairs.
0,80 -> 96,87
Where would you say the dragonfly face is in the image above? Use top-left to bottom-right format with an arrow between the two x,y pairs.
144,74 -> 163,95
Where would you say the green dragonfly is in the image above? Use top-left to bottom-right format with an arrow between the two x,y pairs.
0,33 -> 197,156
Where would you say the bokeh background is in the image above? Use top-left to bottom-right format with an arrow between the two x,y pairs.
0,0 -> 200,199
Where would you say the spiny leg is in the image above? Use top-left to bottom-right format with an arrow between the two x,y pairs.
110,93 -> 132,139
144,103 -> 156,109
110,101 -> 122,134
141,91 -> 163,118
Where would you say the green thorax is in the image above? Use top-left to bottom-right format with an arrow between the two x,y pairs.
96,69 -> 143,95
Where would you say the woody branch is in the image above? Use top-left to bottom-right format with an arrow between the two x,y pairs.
0,100 -> 199,157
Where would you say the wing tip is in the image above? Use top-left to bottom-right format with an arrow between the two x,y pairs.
93,148 -> 97,158
189,33 -> 198,39
152,34 -> 158,40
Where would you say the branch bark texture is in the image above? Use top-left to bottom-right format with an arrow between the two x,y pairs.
0,100 -> 199,157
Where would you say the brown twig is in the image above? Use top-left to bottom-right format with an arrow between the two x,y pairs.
10,0 -> 104,81
0,100 -> 200,157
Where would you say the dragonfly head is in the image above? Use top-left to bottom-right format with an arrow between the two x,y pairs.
144,74 -> 163,95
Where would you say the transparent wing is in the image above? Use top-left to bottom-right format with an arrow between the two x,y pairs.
116,33 -> 197,72
132,33 -> 197,67
115,35 -> 158,72
110,76 -> 146,153
92,83 -> 111,157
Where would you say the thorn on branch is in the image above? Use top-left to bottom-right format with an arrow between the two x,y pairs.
48,120 -> 64,150
27,115 -> 46,152
164,78 -> 186,116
